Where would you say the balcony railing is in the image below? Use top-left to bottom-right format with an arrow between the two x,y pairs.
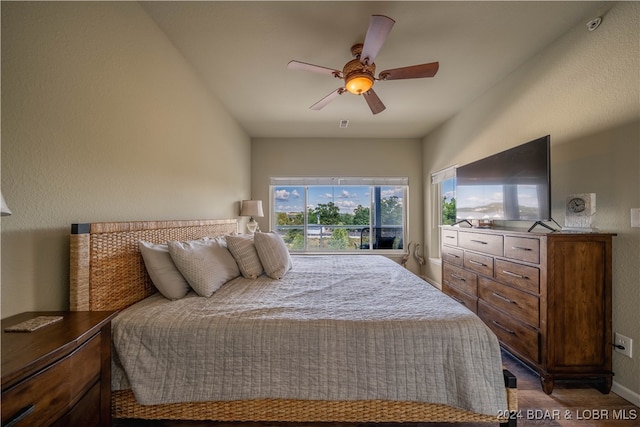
275,224 -> 403,251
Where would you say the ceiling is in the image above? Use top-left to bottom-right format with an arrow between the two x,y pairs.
140,1 -> 610,139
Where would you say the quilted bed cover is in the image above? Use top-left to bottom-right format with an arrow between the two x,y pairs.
111,255 -> 507,415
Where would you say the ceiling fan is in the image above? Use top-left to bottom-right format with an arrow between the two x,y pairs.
287,15 -> 439,115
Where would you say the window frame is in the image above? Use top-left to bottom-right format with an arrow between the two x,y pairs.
270,177 -> 408,254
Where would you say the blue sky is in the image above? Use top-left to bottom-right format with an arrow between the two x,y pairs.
442,178 -> 455,202
274,186 -> 404,214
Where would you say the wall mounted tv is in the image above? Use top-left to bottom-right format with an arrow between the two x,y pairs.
455,135 -> 551,223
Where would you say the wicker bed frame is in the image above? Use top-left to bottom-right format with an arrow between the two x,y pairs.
69,219 -> 517,425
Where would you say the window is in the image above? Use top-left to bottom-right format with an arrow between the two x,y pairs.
271,177 -> 407,253
431,167 -> 456,226
441,176 -> 456,225
430,167 -> 456,260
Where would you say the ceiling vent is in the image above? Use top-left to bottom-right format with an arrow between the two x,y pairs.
339,119 -> 349,128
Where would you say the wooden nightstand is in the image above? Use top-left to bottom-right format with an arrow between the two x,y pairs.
1,311 -> 117,427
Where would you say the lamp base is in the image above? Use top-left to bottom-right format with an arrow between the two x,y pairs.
246,219 -> 259,234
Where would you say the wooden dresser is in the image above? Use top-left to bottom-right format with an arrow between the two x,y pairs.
2,311 -> 117,427
441,226 -> 614,394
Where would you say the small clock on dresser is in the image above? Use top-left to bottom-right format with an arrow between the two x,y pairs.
565,193 -> 596,229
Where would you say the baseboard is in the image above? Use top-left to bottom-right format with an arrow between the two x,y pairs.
612,380 -> 640,407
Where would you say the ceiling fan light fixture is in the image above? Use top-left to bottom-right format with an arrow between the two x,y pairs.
345,73 -> 374,95
343,57 -> 375,95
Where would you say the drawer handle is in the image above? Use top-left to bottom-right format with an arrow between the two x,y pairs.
469,259 -> 487,267
445,236 -> 456,239
447,253 -> 461,258
471,239 -> 488,245
451,273 -> 466,282
492,320 -> 516,335
502,270 -> 529,280
511,246 -> 533,252
492,292 -> 515,304
5,404 -> 35,427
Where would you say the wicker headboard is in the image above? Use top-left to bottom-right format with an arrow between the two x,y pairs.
69,219 -> 238,311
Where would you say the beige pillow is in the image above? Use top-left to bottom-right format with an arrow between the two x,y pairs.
167,237 -> 240,297
253,232 -> 293,279
138,241 -> 191,300
226,234 -> 264,279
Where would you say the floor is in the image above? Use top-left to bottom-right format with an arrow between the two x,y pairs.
113,350 -> 639,427
497,351 -> 638,427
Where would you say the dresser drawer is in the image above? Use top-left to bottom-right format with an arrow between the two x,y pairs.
464,251 -> 494,277
1,333 -> 101,426
443,263 -> 477,296
505,236 -> 540,264
495,259 -> 540,294
479,277 -> 539,327
442,246 -> 464,266
443,283 -> 478,314
442,229 -> 458,246
458,232 -> 503,256
479,301 -> 540,363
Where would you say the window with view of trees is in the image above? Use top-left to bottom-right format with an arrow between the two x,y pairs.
431,167 -> 456,227
441,177 -> 456,225
430,167 -> 456,260
271,179 -> 407,252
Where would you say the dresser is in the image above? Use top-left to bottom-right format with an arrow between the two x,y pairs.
441,226 -> 614,394
2,311 -> 117,427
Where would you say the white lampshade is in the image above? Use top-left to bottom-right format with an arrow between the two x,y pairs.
240,200 -> 264,218
240,200 -> 263,233
1,192 -> 12,216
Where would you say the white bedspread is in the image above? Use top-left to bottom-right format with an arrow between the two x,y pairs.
111,255 -> 507,415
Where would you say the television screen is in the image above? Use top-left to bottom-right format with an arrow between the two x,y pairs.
455,135 -> 551,222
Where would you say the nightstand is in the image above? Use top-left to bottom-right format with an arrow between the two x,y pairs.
1,311 -> 117,427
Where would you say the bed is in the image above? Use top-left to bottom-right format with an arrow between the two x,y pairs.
69,218 -> 517,425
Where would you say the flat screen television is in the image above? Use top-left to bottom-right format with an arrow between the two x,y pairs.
455,135 -> 551,223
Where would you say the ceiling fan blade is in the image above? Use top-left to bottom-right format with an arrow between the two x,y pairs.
378,62 -> 439,80
310,88 -> 344,110
363,88 -> 386,115
288,60 -> 341,77
360,15 -> 395,65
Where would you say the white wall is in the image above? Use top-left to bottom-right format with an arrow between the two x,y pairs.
1,2 -> 251,317
251,138 -> 424,274
422,2 -> 640,401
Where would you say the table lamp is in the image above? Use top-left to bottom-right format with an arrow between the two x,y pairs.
240,200 -> 263,233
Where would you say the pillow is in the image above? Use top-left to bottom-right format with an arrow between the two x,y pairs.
167,237 -> 240,297
138,241 -> 191,300
253,232 -> 293,279
225,234 -> 263,279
